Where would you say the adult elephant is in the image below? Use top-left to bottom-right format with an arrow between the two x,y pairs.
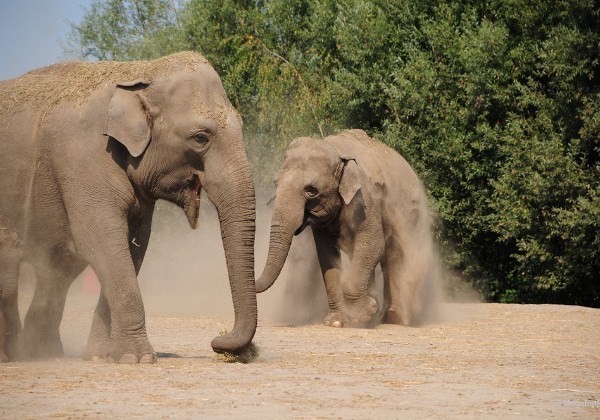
256,130 -> 436,328
0,52 -> 257,363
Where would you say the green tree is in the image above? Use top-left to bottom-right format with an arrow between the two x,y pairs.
180,0 -> 342,183
381,0 -> 600,304
65,0 -> 600,306
65,0 -> 184,61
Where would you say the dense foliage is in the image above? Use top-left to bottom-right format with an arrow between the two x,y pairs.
67,0 -> 599,306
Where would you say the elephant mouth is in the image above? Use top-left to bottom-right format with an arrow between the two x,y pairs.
294,209 -> 323,235
295,207 -> 338,235
294,212 -> 312,236
184,174 -> 202,229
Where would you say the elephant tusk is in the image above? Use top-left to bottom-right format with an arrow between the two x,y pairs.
194,174 -> 203,198
294,213 -> 311,236
184,174 -> 203,229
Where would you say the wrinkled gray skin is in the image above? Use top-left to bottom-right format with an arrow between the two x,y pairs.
0,288 -> 6,362
0,52 -> 257,363
257,130 -> 434,327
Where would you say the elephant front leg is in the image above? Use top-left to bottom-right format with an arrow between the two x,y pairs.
91,259 -> 155,364
343,272 -> 379,326
314,229 -> 347,327
322,273 -> 346,328
83,212 -> 153,363
339,228 -> 384,327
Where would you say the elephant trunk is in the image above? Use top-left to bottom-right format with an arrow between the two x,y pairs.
204,153 -> 257,354
256,190 -> 306,293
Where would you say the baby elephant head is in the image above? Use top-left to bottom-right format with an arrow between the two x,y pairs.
256,136 -> 362,293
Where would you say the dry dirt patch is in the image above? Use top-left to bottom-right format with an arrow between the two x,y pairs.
1,300 -> 598,419
1,201 -> 598,418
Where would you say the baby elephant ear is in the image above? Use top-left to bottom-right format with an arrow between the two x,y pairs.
339,159 -> 362,205
106,80 -> 151,157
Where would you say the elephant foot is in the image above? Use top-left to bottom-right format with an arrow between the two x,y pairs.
343,296 -> 379,327
382,308 -> 404,325
85,341 -> 156,364
382,305 -> 414,326
108,335 -> 156,364
113,352 -> 156,364
0,340 -> 7,363
0,319 -> 6,362
4,334 -> 21,361
84,322 -> 156,364
82,338 -> 110,362
323,311 -> 345,328
22,334 -> 64,360
324,296 -> 379,328
39,340 -> 64,359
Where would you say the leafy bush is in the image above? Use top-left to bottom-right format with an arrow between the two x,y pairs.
66,0 -> 600,306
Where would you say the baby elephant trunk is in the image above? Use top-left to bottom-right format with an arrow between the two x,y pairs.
256,191 -> 306,293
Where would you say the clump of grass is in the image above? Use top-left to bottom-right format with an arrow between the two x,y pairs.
0,51 -> 209,117
215,329 -> 260,364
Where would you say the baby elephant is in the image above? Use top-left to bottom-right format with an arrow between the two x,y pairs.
256,130 -> 437,327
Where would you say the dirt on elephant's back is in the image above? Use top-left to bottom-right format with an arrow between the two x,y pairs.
1,300 -> 598,419
0,51 -> 208,116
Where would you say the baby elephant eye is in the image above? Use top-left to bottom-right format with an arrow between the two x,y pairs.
305,186 -> 319,198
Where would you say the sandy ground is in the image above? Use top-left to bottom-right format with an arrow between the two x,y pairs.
0,298 -> 598,419
1,200 -> 599,418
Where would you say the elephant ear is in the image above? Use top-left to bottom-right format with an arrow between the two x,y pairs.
106,80 -> 152,157
338,159 -> 362,205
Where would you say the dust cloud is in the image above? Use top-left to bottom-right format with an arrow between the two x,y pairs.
14,188 -> 328,357
42,189 -> 325,324
16,185 -> 480,358
136,190 -> 329,324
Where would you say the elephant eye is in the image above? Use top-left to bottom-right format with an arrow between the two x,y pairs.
305,186 -> 319,198
189,131 -> 210,152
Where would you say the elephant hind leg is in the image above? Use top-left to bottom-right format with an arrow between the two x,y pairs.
381,234 -> 433,326
381,246 -> 405,325
82,289 -> 110,361
0,248 -> 23,361
0,288 -> 7,362
22,253 -> 86,359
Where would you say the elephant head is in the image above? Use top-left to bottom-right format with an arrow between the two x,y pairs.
105,53 -> 256,353
256,136 -> 362,293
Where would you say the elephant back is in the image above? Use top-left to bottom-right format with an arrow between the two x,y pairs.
0,52 -> 209,118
